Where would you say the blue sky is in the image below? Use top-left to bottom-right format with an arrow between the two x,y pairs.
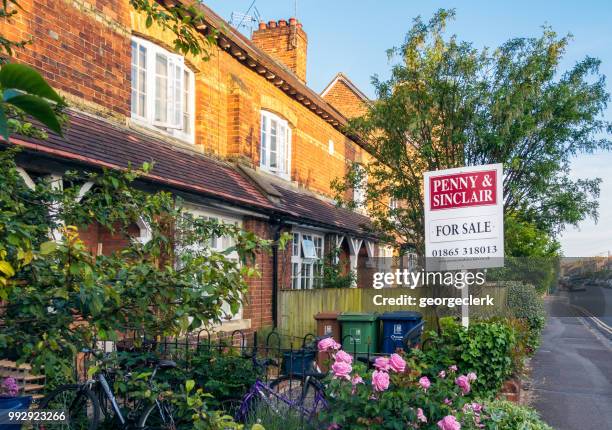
206,0 -> 612,256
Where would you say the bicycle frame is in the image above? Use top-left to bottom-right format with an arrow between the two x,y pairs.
95,372 -> 126,426
237,379 -> 326,423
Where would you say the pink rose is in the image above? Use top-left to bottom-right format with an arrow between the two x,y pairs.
417,407 -> 427,423
419,376 -> 431,390
374,356 -> 390,371
471,402 -> 483,413
351,374 -> 364,385
335,349 -> 353,364
438,370 -> 446,378
318,337 -> 341,352
327,424 -> 340,430
467,372 -> 477,382
449,365 -> 458,372
372,370 -> 390,392
437,415 -> 461,430
444,398 -> 453,405
1,377 -> 19,397
331,360 -> 352,380
455,375 -> 471,395
388,353 -> 406,373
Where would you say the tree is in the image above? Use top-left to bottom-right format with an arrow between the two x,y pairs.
0,149 -> 276,378
333,9 -> 611,256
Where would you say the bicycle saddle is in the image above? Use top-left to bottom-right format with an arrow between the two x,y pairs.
155,359 -> 177,370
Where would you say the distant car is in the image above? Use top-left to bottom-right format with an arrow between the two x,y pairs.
606,279 -> 612,289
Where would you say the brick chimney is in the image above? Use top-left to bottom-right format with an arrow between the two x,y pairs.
252,18 -> 307,83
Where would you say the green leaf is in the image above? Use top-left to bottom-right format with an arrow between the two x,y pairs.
0,261 -> 15,277
0,63 -> 63,103
40,241 -> 57,255
185,379 -> 195,393
0,104 -> 8,141
5,94 -> 63,136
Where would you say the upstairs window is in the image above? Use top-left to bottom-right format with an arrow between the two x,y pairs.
131,36 -> 195,143
353,165 -> 368,209
260,111 -> 291,179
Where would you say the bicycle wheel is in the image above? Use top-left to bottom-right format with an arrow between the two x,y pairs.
36,384 -> 100,430
269,375 -> 322,412
137,400 -> 177,430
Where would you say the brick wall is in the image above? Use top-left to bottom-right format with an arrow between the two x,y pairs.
252,19 -> 307,83
322,78 -> 369,119
4,0 -> 373,199
0,0 -> 132,118
78,222 -> 139,256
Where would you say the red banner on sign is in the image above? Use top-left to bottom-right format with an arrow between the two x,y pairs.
429,170 -> 497,210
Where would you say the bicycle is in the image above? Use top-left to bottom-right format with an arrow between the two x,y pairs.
35,348 -> 179,430
236,337 -> 328,423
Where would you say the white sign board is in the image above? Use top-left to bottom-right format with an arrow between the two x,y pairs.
424,164 -> 504,271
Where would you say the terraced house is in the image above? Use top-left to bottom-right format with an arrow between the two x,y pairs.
1,0 -> 388,335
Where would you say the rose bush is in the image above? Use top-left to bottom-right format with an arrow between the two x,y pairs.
319,339 -> 487,429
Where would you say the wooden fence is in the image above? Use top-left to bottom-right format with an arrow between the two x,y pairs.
278,284 -> 509,338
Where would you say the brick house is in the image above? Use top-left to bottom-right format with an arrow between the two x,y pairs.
1,0 -> 388,335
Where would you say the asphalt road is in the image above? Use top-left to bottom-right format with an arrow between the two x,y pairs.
564,285 -> 612,330
531,296 -> 612,430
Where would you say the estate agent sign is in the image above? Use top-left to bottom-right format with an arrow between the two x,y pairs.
424,164 -> 504,271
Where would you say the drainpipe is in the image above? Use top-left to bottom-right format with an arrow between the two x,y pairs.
270,216 -> 284,329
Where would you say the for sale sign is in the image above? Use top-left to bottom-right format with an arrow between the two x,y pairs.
424,164 -> 504,270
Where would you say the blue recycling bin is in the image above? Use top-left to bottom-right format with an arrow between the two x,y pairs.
380,311 -> 423,353
282,350 -> 316,376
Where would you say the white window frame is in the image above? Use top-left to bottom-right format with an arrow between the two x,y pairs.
181,204 -> 243,320
328,139 -> 334,155
130,36 -> 195,143
260,111 -> 292,179
353,165 -> 368,209
291,230 -> 324,290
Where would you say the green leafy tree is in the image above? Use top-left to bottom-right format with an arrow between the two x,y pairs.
333,9 -> 611,255
0,149 -> 274,378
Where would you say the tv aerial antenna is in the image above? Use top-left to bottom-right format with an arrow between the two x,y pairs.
230,0 -> 261,36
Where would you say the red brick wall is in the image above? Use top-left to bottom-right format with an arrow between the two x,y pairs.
78,222 -> 139,256
322,79 -> 369,119
0,0 -> 132,118
252,19 -> 307,83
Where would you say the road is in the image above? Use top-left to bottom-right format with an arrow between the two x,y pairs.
531,296 -> 612,430
564,285 -> 612,332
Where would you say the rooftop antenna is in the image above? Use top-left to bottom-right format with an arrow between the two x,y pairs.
230,0 -> 260,36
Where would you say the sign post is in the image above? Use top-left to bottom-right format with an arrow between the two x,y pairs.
423,164 -> 504,326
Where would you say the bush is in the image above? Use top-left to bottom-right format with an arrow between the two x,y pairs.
412,320 -> 516,397
478,400 -> 552,430
506,282 -> 546,353
189,347 -> 263,409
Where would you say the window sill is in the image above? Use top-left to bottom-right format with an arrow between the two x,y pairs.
128,117 -> 195,146
210,318 -> 251,333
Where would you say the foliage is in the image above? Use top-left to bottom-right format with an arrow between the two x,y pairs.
319,247 -> 356,289
188,347 -> 263,408
176,380 -> 244,430
318,345 -> 484,430
477,400 -> 553,430
411,320 -> 516,396
332,9 -> 611,254
244,400 -> 310,430
506,282 -> 546,352
0,149 -> 272,379
129,0 -> 217,58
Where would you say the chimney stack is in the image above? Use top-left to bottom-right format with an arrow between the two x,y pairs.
252,18 -> 307,83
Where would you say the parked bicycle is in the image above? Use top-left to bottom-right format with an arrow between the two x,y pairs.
236,336 -> 328,424
35,348 -> 178,430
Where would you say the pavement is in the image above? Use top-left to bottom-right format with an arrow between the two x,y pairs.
531,296 -> 612,430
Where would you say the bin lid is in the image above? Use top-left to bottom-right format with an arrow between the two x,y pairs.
379,311 -> 422,321
337,312 -> 379,322
314,311 -> 341,320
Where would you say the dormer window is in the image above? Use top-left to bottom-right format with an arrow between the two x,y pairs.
130,36 -> 195,143
260,111 -> 291,179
